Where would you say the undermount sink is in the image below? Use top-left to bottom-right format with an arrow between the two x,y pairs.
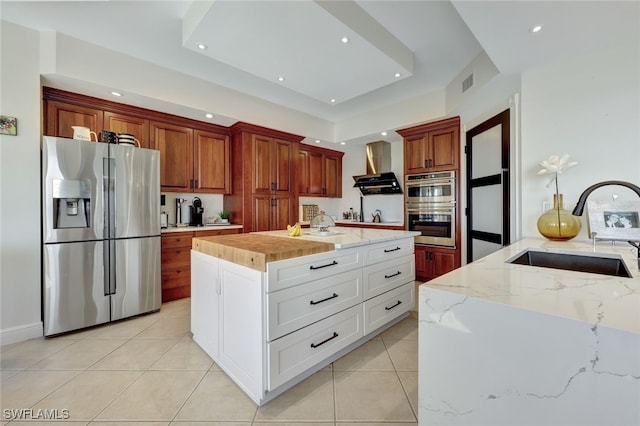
507,248 -> 632,278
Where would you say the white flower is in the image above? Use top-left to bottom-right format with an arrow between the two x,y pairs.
537,154 -> 578,175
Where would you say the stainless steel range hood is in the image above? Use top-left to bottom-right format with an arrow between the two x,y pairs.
352,141 -> 402,196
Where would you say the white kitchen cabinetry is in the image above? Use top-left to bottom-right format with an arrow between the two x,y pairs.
191,236 -> 415,405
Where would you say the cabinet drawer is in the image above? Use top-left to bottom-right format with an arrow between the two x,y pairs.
266,247 -> 361,292
195,228 -> 240,238
267,269 -> 363,341
161,233 -> 193,248
363,282 -> 414,336
362,237 -> 414,266
363,256 -> 415,299
161,247 -> 191,268
161,267 -> 191,290
268,304 -> 363,390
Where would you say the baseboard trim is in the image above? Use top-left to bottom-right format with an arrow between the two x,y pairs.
1,322 -> 43,346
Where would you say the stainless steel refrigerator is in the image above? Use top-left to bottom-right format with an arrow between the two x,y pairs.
42,136 -> 161,336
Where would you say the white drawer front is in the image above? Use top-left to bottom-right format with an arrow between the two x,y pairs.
363,282 -> 414,336
362,237 -> 414,266
267,269 -> 363,341
363,256 -> 415,299
266,247 -> 361,292
268,305 -> 363,390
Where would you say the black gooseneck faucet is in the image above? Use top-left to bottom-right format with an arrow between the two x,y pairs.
571,180 -> 640,267
571,180 -> 640,216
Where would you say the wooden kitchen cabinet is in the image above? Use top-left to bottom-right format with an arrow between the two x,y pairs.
151,121 -> 194,192
161,227 -> 240,302
298,145 -> 344,197
397,116 -> 460,174
193,130 -> 231,193
226,122 -> 303,233
45,100 -> 103,140
414,244 -> 460,282
104,111 -> 150,148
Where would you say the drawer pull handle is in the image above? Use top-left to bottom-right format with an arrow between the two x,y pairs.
310,332 -> 339,348
310,260 -> 338,270
385,300 -> 402,311
384,271 -> 402,279
310,293 -> 338,305
384,247 -> 401,253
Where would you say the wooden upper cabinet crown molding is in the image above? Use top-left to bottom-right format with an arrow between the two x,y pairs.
230,121 -> 304,143
396,116 -> 461,137
298,143 -> 345,158
43,87 -> 230,135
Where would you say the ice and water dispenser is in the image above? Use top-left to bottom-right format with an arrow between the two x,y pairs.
52,179 -> 91,228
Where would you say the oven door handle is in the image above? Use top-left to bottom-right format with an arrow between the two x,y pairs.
405,179 -> 453,186
406,209 -> 453,215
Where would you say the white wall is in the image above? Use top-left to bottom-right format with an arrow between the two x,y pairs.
520,40 -> 640,240
0,21 -> 43,344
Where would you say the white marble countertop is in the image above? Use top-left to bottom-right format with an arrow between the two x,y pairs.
161,224 -> 243,233
424,237 -> 640,334
253,226 -> 420,249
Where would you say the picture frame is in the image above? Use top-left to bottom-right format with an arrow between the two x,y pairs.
0,115 -> 17,136
586,200 -> 640,241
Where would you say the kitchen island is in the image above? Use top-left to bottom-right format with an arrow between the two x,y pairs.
419,237 -> 640,426
191,227 -> 419,405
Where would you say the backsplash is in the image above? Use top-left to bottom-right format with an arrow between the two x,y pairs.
161,193 -> 225,226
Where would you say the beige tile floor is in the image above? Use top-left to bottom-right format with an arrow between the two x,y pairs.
1,297 -> 418,425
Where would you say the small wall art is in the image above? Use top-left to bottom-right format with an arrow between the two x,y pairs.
586,199 -> 640,241
0,115 -> 17,136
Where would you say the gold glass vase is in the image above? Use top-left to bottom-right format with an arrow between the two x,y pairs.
537,194 -> 581,241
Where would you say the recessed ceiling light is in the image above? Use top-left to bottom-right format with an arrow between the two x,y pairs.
111,91 -> 122,97
381,131 -> 387,136
341,36 -> 349,43
340,142 -> 346,145
531,25 -> 542,33
315,139 -> 321,143
394,73 -> 401,78
330,99 -> 336,103
278,76 -> 285,82
205,113 -> 213,119
197,43 -> 207,50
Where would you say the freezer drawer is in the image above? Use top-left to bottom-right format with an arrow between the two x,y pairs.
111,236 -> 161,321
43,241 -> 110,336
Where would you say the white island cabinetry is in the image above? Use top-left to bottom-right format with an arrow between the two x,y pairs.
191,229 -> 418,405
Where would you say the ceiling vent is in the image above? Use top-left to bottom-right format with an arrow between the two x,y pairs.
462,73 -> 474,93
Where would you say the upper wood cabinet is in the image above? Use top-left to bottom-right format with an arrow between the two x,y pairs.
42,88 -> 231,194
104,111 -> 150,148
151,121 -> 194,192
45,100 -> 103,140
252,135 -> 293,195
298,145 -> 344,197
397,116 -> 460,174
194,130 -> 231,194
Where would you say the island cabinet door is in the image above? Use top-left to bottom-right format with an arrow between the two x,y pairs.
362,237 -> 415,266
363,282 -> 414,335
362,256 -> 415,300
191,250 -> 220,359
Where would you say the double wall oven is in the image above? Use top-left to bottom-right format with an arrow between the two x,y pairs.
405,171 -> 456,247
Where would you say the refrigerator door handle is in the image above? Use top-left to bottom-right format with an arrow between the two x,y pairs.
103,239 -> 110,296
104,158 -> 116,239
109,239 -> 116,295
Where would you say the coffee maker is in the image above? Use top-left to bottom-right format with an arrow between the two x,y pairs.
191,197 -> 204,226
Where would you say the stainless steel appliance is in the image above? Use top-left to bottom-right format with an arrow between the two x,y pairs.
42,136 -> 161,336
405,171 -> 456,247
405,171 -> 455,203
191,197 -> 203,226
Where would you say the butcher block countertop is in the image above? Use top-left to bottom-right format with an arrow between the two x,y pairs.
192,233 -> 335,271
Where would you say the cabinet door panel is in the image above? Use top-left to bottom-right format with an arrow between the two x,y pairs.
404,135 -> 427,174
253,135 -> 273,193
151,122 -> 193,192
46,101 -> 103,140
252,195 -> 272,232
194,130 -> 230,193
432,250 -> 457,278
324,155 -> 340,197
272,196 -> 291,231
104,112 -> 150,148
298,150 -> 310,195
307,151 -> 324,195
429,127 -> 459,171
273,139 -> 292,193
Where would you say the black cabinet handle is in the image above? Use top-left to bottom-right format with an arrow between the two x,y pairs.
310,293 -> 338,305
310,260 -> 338,270
424,159 -> 428,168
385,300 -> 402,311
271,182 -> 276,191
384,247 -> 401,253
310,332 -> 339,348
384,271 -> 401,279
